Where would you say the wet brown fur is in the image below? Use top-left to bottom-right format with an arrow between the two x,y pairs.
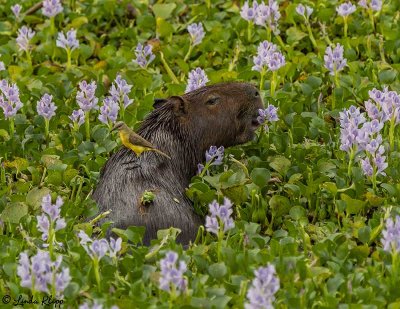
92,82 -> 263,244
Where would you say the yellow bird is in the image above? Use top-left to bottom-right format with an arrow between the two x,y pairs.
111,121 -> 171,159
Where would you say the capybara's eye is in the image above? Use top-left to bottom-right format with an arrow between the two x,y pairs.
206,97 -> 220,105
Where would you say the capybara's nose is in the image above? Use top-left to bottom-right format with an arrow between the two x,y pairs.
246,86 -> 260,99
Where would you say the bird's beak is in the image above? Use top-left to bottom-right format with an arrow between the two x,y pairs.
111,124 -> 119,132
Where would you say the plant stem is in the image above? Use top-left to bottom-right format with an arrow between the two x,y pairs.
347,149 -> 355,181
50,17 -> 55,35
270,70 -> 277,97
343,17 -> 348,38
259,68 -> 266,91
275,34 -> 285,50
247,21 -> 253,42
306,22 -> 318,51
183,44 -> 193,62
26,50 -> 32,67
85,111 -> 90,141
45,118 -> 50,145
266,27 -> 271,42
389,114 -> 396,152
159,52 -> 179,84
9,117 -> 15,140
66,48 -> 72,70
368,9 -> 375,32
48,222 -> 55,259
371,167 -> 377,194
93,258 -> 101,292
379,35 -> 386,63
217,229 -> 223,262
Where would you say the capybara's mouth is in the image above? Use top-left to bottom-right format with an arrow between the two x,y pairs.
250,111 -> 261,130
251,118 -> 260,129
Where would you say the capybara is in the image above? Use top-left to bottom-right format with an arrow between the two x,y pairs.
92,82 -> 263,244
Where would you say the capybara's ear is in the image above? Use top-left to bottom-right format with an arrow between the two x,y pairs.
170,96 -> 188,116
153,98 -> 168,109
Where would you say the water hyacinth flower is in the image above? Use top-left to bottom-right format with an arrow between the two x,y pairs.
367,87 -> 400,123
205,198 -> 235,235
57,29 -> 79,69
16,26 -> 35,52
381,215 -> 400,253
42,0 -> 63,18
78,230 -> 110,260
240,1 -> 259,41
17,251 -> 71,296
159,251 -> 187,294
36,194 -> 66,243
187,22 -> 205,46
37,93 -> 57,120
257,105 -> 279,130
98,96 -> 120,126
184,22 -> 206,61
336,2 -> 357,16
339,105 -> 367,153
0,61 -> 5,71
252,40 -> 285,93
76,80 -> 97,141
133,43 -> 155,69
11,4 -> 22,19
78,230 -> 122,260
268,52 -> 286,71
295,4 -> 317,49
69,109 -> 85,128
337,2 -> 356,38
240,1 -> 258,21
245,264 -> 280,309
76,80 -> 98,112
206,145 -> 225,166
359,0 -> 382,11
56,29 -> 79,51
252,41 -> 284,73
362,134 -> 388,178
365,87 -> 400,150
254,0 -> 281,34
340,105 -> 387,187
109,237 -> 122,259
109,74 -> 133,109
0,80 -> 23,119
185,67 -> 209,93
296,4 -> 313,18
324,43 -> 347,76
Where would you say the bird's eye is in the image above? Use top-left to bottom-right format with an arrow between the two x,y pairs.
206,97 -> 220,105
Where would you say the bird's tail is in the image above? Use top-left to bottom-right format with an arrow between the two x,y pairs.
150,148 -> 171,159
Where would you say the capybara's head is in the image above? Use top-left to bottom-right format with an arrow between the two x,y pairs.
153,82 -> 263,152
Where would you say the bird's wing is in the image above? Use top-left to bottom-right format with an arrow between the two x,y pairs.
129,132 -> 155,149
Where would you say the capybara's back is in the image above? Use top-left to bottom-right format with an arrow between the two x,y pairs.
92,82 -> 263,244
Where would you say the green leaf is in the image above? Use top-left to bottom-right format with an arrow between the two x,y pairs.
340,194 -> 366,215
250,168 -> 271,188
208,262 -> 227,279
70,16 -> 89,29
0,129 -> 10,141
358,226 -> 371,244
269,156 -> 291,176
269,195 -> 291,217
289,205 -> 306,220
152,3 -> 176,19
26,187 -> 51,210
0,202 -> 28,223
379,69 -> 397,83
286,27 -> 307,45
